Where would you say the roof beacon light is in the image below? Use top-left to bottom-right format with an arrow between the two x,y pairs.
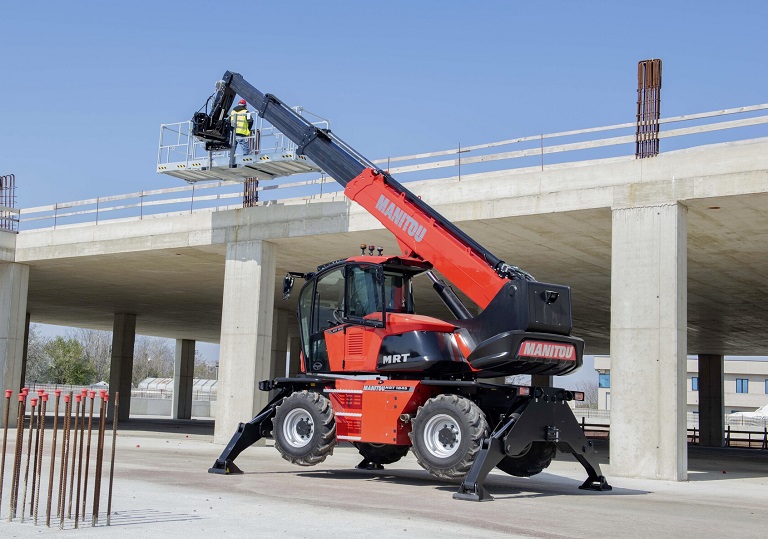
377,246 -> 384,255
360,243 -> 367,255
368,245 -> 375,255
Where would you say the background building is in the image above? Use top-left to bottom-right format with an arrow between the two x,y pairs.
594,356 -> 768,414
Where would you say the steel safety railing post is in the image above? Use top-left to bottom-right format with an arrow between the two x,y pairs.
67,394 -> 82,519
0,390 -> 12,519
20,397 -> 38,523
45,389 -> 61,527
81,390 -> 95,520
33,392 -> 48,525
106,392 -> 119,526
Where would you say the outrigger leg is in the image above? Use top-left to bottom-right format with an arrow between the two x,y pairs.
208,385 -> 291,475
454,387 -> 612,501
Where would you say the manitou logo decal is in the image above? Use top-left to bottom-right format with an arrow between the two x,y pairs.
518,341 -> 576,361
375,195 -> 426,242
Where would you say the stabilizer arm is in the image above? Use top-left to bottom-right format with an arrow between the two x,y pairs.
454,387 -> 612,501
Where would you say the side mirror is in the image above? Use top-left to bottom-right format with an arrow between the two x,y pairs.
282,273 -> 295,300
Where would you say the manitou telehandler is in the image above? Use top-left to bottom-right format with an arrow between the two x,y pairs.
193,71 -> 611,501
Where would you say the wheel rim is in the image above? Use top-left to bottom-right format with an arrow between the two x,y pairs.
422,413 -> 461,458
282,408 -> 314,448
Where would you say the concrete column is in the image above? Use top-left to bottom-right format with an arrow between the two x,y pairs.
0,262 -> 29,425
610,204 -> 687,480
270,309 -> 290,378
215,240 -> 276,444
531,375 -> 553,387
172,339 -> 195,419
109,313 -> 136,422
287,322 -> 302,376
698,354 -> 724,447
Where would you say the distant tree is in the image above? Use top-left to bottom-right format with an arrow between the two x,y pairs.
573,379 -> 599,409
45,336 -> 97,385
25,324 -> 52,384
132,336 -> 174,385
194,349 -> 218,380
67,327 -> 112,382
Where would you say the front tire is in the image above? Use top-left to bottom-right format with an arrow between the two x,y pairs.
273,391 -> 336,466
409,394 -> 488,479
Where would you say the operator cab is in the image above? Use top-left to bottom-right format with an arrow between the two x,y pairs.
292,253 -> 431,374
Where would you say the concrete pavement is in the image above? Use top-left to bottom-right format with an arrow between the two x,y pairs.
1,420 -> 766,538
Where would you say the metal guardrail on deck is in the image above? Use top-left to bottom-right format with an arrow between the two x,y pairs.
17,103 -> 768,230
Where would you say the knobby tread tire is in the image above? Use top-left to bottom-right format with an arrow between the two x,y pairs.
273,390 -> 336,467
409,394 -> 489,479
496,441 -> 557,477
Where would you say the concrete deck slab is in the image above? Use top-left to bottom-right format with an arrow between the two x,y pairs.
1,421 -> 766,538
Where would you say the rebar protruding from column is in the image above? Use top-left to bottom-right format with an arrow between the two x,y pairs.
67,394 -> 82,519
20,397 -> 37,523
29,390 -> 44,517
45,389 -> 61,527
33,393 -> 48,525
9,392 -> 26,521
59,393 -> 72,530
0,389 -> 12,520
81,390 -> 95,520
92,391 -> 107,527
74,389 -> 87,529
106,392 -> 119,526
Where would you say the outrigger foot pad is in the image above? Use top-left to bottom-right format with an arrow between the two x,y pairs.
579,476 -> 612,491
208,459 -> 244,475
356,459 -> 384,470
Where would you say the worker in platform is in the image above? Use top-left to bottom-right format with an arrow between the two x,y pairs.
230,99 -> 254,155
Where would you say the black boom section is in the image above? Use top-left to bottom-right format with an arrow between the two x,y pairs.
209,72 -> 511,278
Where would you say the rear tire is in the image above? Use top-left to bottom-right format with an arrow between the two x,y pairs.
496,441 -> 557,477
273,390 -> 336,466
353,443 -> 410,465
409,394 -> 488,479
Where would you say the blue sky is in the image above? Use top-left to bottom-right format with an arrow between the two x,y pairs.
2,1 -> 767,375
2,1 -> 766,208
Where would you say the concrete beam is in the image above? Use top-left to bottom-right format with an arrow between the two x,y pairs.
610,204 -> 687,480
172,339 -> 195,419
698,354 -> 724,447
215,240 -> 276,444
0,262 -> 29,425
109,313 -> 136,422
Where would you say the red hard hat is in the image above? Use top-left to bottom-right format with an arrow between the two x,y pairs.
238,99 -> 246,105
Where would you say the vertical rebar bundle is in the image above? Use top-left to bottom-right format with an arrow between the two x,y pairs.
0,390 -> 12,519
106,392 -> 119,526
1,387 -> 120,529
20,397 -> 37,523
29,390 -> 44,516
33,393 -> 48,524
58,393 -> 72,529
46,389 -> 61,527
9,392 -> 26,521
67,394 -> 81,518
636,58 -> 663,158
92,392 -> 107,526
81,391 -> 95,520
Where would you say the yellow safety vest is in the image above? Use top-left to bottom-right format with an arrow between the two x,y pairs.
230,109 -> 251,136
